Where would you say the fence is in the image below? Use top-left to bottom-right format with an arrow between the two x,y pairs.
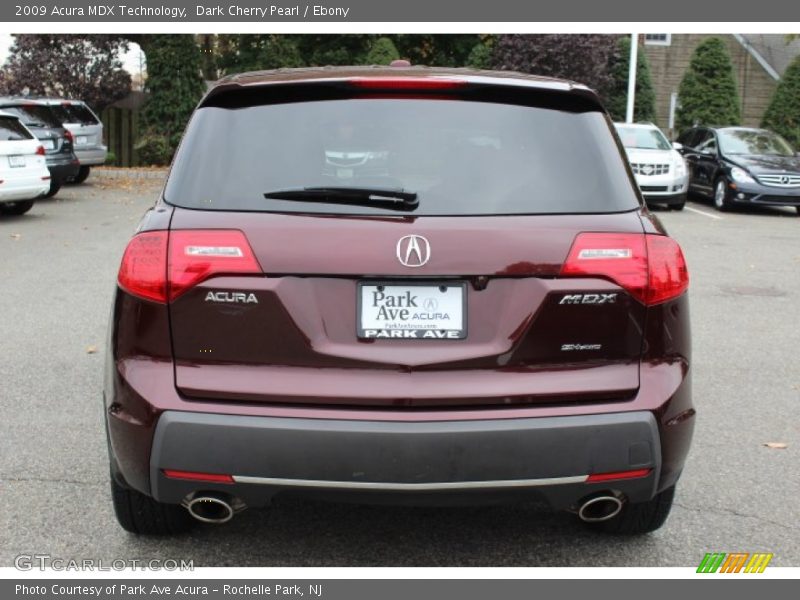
100,105 -> 140,167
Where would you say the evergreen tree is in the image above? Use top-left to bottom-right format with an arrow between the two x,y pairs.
761,55 -> 800,149
365,37 -> 400,65
138,35 -> 205,162
605,36 -> 657,123
676,37 -> 741,131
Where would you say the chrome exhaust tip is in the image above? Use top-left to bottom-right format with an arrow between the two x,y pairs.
183,493 -> 241,524
578,494 -> 624,522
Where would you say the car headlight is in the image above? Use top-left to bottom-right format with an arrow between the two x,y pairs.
673,157 -> 687,178
730,167 -> 755,184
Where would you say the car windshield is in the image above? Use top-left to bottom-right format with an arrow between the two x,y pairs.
615,125 -> 671,151
166,98 -> 639,216
718,129 -> 795,156
0,104 -> 63,128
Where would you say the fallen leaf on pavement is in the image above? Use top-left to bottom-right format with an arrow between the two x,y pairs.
10,233 -> 21,240
763,442 -> 788,449
86,345 -> 98,354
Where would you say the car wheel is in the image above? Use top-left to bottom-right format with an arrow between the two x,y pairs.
713,179 -> 731,212
44,181 -> 62,198
0,200 -> 34,216
110,474 -> 194,535
795,206 -> 800,216
72,166 -> 91,184
671,201 -> 685,211
584,485 -> 675,535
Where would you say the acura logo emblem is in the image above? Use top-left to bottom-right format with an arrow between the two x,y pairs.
396,235 -> 431,267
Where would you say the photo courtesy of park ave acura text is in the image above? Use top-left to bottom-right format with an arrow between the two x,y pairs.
0,26 -> 799,570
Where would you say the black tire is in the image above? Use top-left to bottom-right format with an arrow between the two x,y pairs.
713,178 -> 731,212
44,180 -> 61,198
110,474 -> 194,535
585,485 -> 676,535
72,166 -> 91,184
795,206 -> 800,216
671,201 -> 686,211
0,200 -> 34,216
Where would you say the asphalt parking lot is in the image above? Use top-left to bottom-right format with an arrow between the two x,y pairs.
1,180 -> 798,567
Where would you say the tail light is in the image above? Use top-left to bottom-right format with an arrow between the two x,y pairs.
117,230 -> 262,303
561,233 -> 688,305
63,130 -> 74,143
35,145 -> 45,156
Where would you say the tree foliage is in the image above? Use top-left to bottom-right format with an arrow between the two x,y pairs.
490,34 -> 619,94
762,55 -> 800,149
676,37 -> 741,131
137,35 -> 205,162
365,37 -> 401,65
605,36 -> 657,122
0,34 -> 131,111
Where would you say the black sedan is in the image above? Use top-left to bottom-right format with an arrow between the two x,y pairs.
676,126 -> 800,214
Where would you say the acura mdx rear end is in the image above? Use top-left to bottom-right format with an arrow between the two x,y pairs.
105,67 -> 693,536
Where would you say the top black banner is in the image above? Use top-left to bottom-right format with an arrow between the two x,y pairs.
5,0 -> 800,22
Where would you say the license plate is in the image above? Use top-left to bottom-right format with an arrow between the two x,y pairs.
358,282 -> 467,340
76,135 -> 88,146
8,155 -> 25,168
42,139 -> 55,150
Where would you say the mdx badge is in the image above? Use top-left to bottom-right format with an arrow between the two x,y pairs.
559,293 -> 618,305
205,291 -> 258,304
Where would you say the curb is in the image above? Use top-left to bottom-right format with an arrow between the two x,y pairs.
92,168 -> 168,180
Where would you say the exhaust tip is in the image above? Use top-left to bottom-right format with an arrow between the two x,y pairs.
578,495 -> 624,522
184,495 -> 235,524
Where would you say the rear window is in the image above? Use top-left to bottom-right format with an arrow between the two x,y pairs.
0,116 -> 34,141
62,103 -> 100,125
166,98 -> 639,216
0,104 -> 63,129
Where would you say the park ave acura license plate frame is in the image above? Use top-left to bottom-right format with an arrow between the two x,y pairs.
357,281 -> 467,340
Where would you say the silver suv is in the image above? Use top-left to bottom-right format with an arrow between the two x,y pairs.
38,99 -> 107,183
615,122 -> 689,211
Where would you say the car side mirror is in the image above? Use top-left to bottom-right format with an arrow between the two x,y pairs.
672,142 -> 683,151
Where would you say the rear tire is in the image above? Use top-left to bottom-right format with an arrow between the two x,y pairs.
795,206 -> 800,216
44,180 -> 61,198
584,485 -> 675,535
110,474 -> 194,535
72,166 -> 91,184
0,200 -> 34,216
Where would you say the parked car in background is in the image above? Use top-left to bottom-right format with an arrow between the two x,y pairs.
106,67 -> 692,537
615,122 -> 689,210
38,99 -> 107,184
0,99 -> 79,197
0,111 -> 51,215
677,126 -> 800,214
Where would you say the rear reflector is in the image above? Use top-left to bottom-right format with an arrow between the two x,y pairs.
117,229 -> 262,303
561,233 -> 688,305
162,469 -> 234,484
35,145 -> 45,156
586,468 -> 652,483
349,78 -> 466,90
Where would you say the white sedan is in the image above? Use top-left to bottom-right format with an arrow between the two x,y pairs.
0,111 -> 51,216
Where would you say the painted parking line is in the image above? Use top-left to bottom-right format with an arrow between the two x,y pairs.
685,206 -> 723,220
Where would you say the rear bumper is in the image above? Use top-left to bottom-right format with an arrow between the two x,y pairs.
0,174 -> 50,202
46,157 -> 80,182
74,147 -> 107,166
148,410 -> 661,509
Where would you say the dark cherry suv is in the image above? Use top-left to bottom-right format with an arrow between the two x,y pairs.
105,67 -> 693,536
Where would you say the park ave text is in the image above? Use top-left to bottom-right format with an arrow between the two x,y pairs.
25,4 -> 351,19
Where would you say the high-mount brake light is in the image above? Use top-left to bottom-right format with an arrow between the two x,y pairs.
561,233 -> 688,306
349,78 -> 466,90
116,230 -> 262,303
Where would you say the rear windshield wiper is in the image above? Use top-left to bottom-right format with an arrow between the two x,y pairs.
263,186 -> 418,212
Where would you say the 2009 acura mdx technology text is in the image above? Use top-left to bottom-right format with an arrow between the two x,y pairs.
105,66 -> 693,536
